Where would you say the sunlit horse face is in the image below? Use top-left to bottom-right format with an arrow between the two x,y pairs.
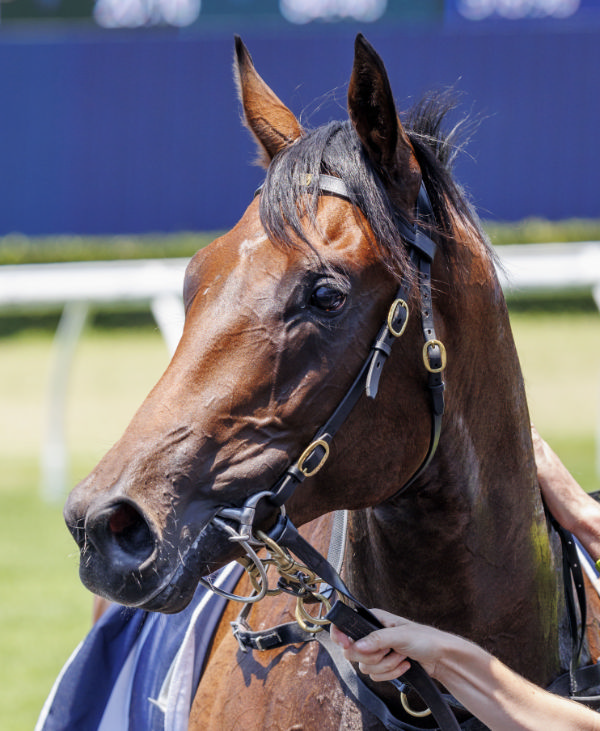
64,36 -> 429,612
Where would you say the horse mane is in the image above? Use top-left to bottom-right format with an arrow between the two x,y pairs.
259,90 -> 490,282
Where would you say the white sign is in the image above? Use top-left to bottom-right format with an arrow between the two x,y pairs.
457,0 -> 580,19
279,0 -> 387,24
94,0 -> 201,28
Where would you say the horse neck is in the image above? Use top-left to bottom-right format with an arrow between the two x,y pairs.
344,234 -> 563,686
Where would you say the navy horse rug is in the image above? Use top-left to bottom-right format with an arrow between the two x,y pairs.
36,563 -> 243,731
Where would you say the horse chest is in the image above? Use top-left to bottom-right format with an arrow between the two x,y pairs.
190,628 -> 381,731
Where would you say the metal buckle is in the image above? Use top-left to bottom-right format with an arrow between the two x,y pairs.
422,339 -> 447,373
254,631 -> 281,652
387,298 -> 409,337
401,691 -> 432,718
297,438 -> 330,477
231,620 -> 251,653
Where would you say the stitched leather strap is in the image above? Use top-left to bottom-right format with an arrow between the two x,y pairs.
231,620 -> 313,652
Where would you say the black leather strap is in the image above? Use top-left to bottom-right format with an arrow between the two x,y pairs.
232,620 -> 314,652
365,254 -> 415,399
554,522 -> 589,694
315,173 -> 354,200
316,630 -> 458,731
268,356 -> 373,508
392,254 -> 445,497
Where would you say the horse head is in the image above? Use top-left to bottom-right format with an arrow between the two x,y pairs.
64,35 -> 560,690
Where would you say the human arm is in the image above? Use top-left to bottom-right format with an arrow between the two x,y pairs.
330,609 -> 600,731
532,425 -> 600,563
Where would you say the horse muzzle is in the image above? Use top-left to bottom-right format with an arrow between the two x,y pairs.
63,494 -> 241,613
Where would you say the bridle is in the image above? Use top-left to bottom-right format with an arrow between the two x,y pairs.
192,175 -> 461,730
214,174 -> 446,543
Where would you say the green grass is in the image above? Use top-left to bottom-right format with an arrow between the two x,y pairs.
484,218 -> 600,247
511,311 -> 600,491
0,329 -> 171,731
0,312 -> 599,729
0,458 -> 91,729
0,232 -> 217,265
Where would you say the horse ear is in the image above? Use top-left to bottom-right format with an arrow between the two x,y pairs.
348,34 -> 421,210
234,36 -> 303,166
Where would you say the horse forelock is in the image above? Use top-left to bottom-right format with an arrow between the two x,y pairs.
258,94 -> 492,286
258,119 -> 415,283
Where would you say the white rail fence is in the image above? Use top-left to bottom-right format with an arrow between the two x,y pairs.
1,243 -> 599,502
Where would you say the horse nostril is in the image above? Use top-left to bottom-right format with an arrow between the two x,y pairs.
87,501 -> 156,565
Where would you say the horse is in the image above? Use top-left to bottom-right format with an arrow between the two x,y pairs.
63,34 -> 590,729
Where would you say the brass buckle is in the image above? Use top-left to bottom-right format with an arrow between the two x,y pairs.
422,339 -> 447,373
387,299 -> 409,338
297,439 -> 330,477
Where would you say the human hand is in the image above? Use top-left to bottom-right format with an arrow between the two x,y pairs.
329,608 -> 442,681
532,424 -> 600,561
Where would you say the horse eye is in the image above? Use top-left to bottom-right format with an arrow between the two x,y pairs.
310,285 -> 346,313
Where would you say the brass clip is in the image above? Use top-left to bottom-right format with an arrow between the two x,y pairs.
295,592 -> 332,633
401,692 -> 432,718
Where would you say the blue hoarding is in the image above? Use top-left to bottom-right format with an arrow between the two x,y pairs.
0,23 -> 598,235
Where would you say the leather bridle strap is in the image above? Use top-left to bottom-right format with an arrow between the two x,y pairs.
218,176 -> 456,729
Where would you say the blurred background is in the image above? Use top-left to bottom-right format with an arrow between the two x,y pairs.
1,1 -> 599,728
1,0 -> 600,233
